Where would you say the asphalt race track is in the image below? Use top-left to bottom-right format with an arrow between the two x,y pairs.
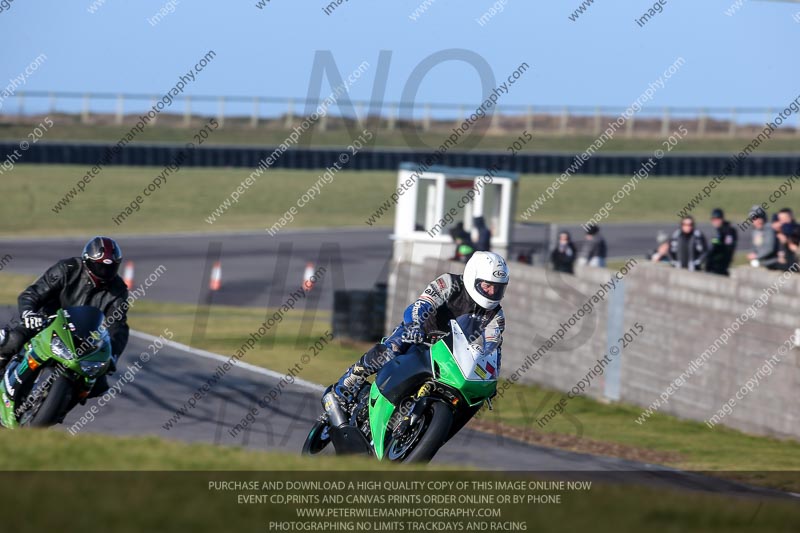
0,306 -> 793,500
0,222 -> 718,310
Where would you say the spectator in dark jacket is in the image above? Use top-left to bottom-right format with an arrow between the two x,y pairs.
669,216 -> 708,271
776,223 -> 800,271
778,207 -> 796,228
770,213 -> 783,235
551,231 -> 577,274
579,224 -> 607,267
472,216 -> 492,252
747,208 -> 778,269
706,208 -> 737,276
449,223 -> 475,263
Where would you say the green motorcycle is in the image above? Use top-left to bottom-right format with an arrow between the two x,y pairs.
303,313 -> 498,463
0,306 -> 113,429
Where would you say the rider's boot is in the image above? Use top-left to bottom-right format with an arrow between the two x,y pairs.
333,363 -> 368,404
332,344 -> 395,404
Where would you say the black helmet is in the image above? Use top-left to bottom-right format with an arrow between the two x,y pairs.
82,236 -> 122,285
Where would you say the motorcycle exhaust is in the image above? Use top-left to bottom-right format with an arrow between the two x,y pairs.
321,391 -> 371,456
322,392 -> 348,427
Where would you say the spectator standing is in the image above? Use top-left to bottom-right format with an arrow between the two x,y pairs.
669,216 -> 708,271
472,216 -> 492,252
579,224 -> 607,267
770,213 -> 782,235
775,223 -> 800,271
449,223 -> 475,263
706,208 -> 737,276
778,207 -> 796,227
551,231 -> 577,274
649,231 -> 671,264
746,208 -> 778,269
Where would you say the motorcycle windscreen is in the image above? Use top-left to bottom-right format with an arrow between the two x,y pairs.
448,314 -> 499,382
62,306 -> 110,358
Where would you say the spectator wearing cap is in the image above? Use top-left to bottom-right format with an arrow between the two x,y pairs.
669,216 -> 708,271
706,208 -> 737,276
746,208 -> 778,269
551,231 -> 577,274
578,224 -> 607,267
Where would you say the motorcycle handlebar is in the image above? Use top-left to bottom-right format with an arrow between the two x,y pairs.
424,330 -> 449,346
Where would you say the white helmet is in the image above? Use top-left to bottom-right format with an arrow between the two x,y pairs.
463,251 -> 509,310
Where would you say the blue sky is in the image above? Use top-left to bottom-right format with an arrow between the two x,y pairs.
1,0 -> 799,117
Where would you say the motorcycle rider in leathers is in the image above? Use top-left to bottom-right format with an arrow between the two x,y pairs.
0,236 -> 130,397
332,251 -> 509,403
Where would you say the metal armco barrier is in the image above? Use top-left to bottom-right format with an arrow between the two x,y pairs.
3,141 -> 799,176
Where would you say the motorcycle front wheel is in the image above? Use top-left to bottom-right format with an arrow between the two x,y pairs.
388,401 -> 453,464
19,367 -> 73,428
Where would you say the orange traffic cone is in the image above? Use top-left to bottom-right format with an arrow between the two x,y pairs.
209,261 -> 222,291
302,262 -> 315,292
123,261 -> 135,289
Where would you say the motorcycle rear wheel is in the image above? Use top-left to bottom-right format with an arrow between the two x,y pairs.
302,418 -> 332,455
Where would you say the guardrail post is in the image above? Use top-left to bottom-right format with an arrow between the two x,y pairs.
660,107 -> 670,137
490,106 -> 501,132
697,109 -> 707,137
423,103 -> 431,132
81,93 -> 90,124
356,102 -> 365,127
454,104 -> 464,129
319,103 -> 327,131
526,105 -> 533,133
250,97 -> 259,128
593,106 -> 602,135
17,92 -> 24,118
387,104 -> 396,131
150,97 -> 158,125
559,106 -> 568,136
728,108 -> 737,137
183,95 -> 192,127
284,98 -> 294,128
625,113 -> 634,138
217,96 -> 225,128
115,94 -> 124,125
48,91 -> 56,116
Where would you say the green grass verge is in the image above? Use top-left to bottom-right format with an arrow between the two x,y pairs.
2,121 -> 799,153
2,433 -> 799,533
1,164 -> 791,236
0,427 -> 401,471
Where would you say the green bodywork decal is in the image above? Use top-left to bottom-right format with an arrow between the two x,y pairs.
430,341 -> 496,407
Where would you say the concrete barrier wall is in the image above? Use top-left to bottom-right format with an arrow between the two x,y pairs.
387,258 -> 800,440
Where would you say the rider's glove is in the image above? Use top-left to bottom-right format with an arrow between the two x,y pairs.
401,324 -> 425,345
22,310 -> 44,330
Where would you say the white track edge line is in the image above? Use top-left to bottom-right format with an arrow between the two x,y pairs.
129,329 -> 325,393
